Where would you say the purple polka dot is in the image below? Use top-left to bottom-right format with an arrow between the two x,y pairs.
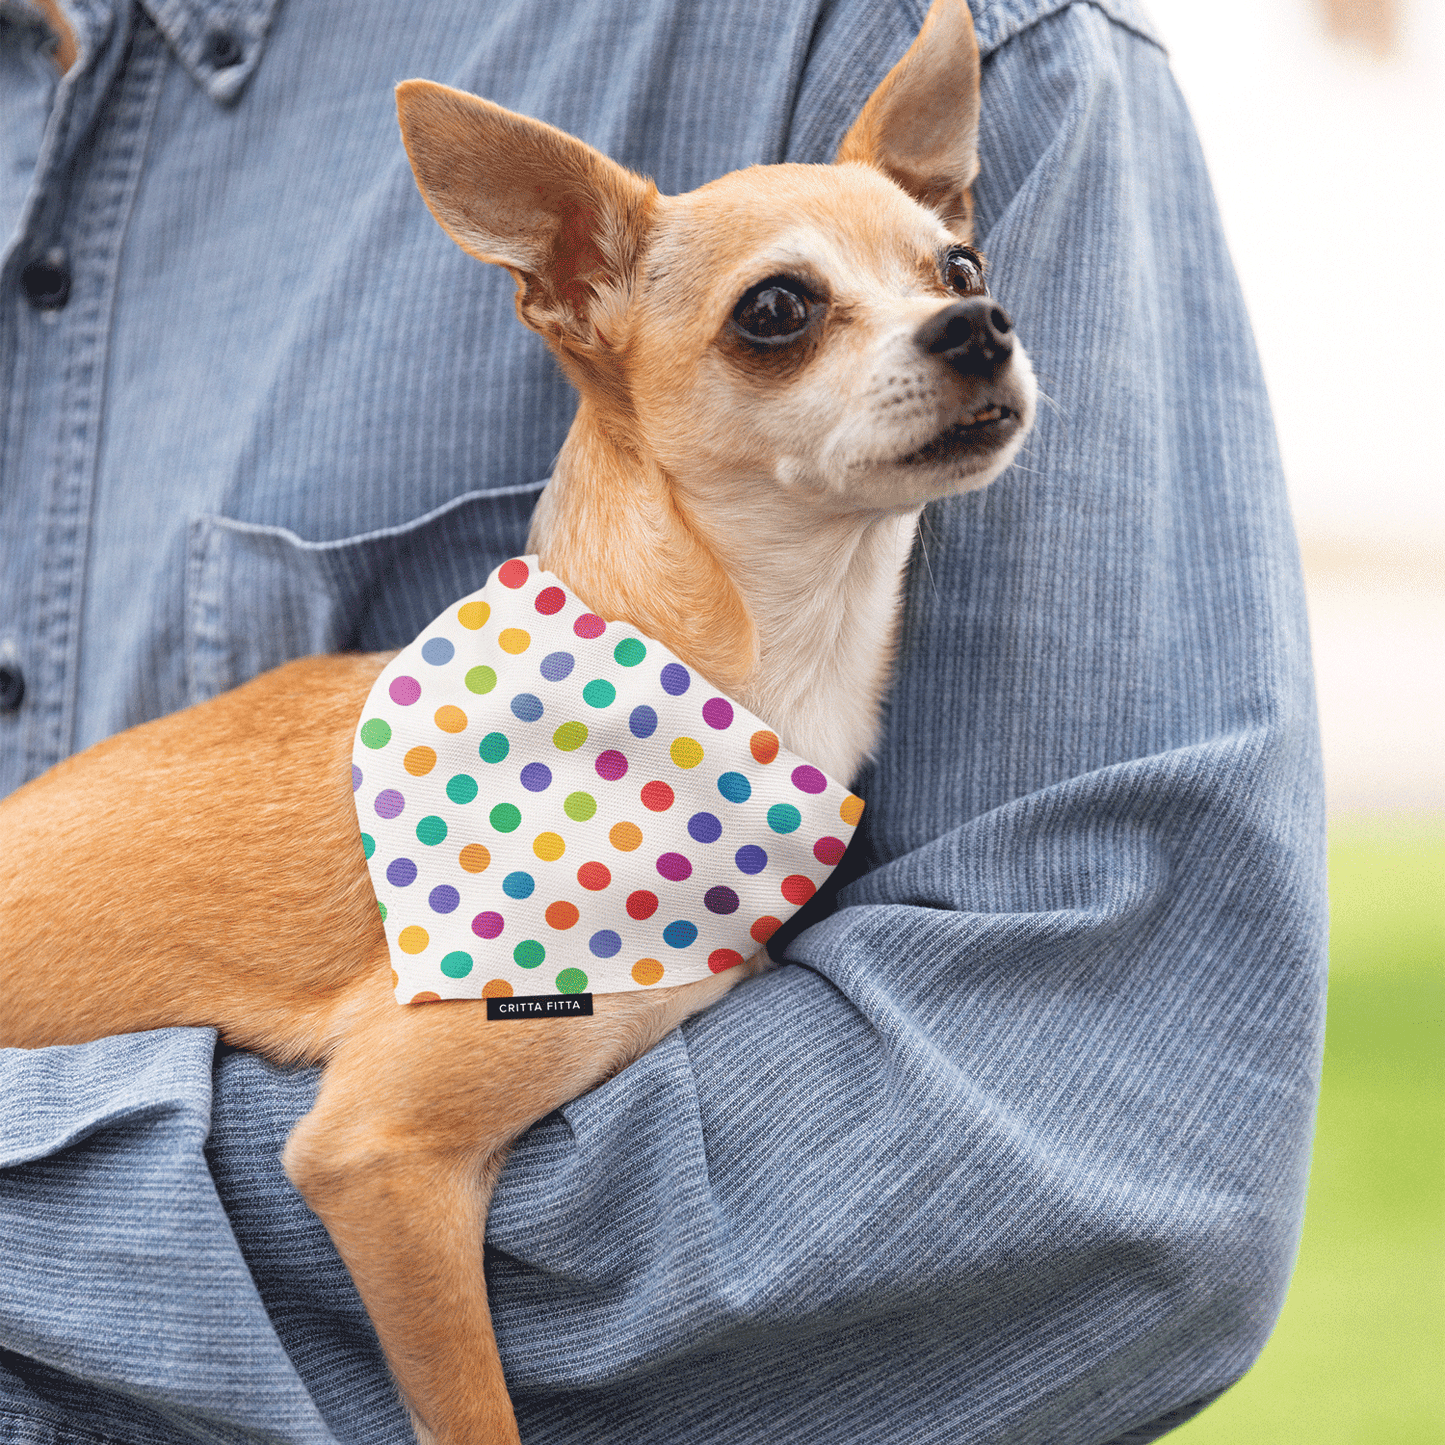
657,852 -> 693,882
735,844 -> 768,874
629,705 -> 658,738
540,651 -> 575,682
791,764 -> 827,795
588,930 -> 621,958
429,884 -> 460,914
702,697 -> 734,730
520,761 -> 553,792
687,811 -> 722,844
595,749 -> 629,781
375,788 -> 405,819
389,675 -> 421,707
704,885 -> 740,915
660,663 -> 691,695
386,857 -> 417,888
351,764 -> 362,792
472,911 -> 504,940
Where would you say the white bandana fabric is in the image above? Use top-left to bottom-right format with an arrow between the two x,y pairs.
351,557 -> 864,1004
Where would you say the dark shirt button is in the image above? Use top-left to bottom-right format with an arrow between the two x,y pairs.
21,249 -> 70,310
204,27 -> 244,69
0,662 -> 24,713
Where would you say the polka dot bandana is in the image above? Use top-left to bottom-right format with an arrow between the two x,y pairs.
353,557 -> 864,1004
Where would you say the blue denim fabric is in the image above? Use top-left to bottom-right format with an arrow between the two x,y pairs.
0,0 -> 1326,1442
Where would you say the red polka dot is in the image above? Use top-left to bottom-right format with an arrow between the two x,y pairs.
498,559 -> 529,589
709,948 -> 745,973
574,613 -> 606,639
535,586 -> 566,615
780,875 -> 815,906
626,889 -> 659,920
750,915 -> 782,944
577,861 -> 612,891
640,780 -> 675,812
813,836 -> 847,866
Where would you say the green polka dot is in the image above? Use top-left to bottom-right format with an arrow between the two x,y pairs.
490,803 -> 522,833
767,803 -> 802,834
378,900 -> 387,922
360,718 -> 391,749
513,939 -> 545,969
416,815 -> 448,846
553,721 -> 588,751
563,791 -> 597,822
582,679 -> 616,708
613,638 -> 646,667
479,732 -> 510,763
465,665 -> 497,694
446,773 -> 479,805
440,950 -> 474,978
360,832 -> 375,859
555,967 -> 588,994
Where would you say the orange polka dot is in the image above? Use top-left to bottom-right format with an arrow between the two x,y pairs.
457,600 -> 491,629
750,730 -> 780,764
750,915 -> 782,944
459,843 -> 491,873
498,627 -> 531,654
609,821 -> 643,851
398,925 -> 430,954
545,901 -> 580,930
434,705 -> 468,734
840,793 -> 865,826
390,969 -> 399,990
404,745 -> 437,776
408,991 -> 442,1004
632,958 -> 664,985
481,978 -> 513,998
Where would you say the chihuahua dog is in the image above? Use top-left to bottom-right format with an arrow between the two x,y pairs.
0,1 -> 1033,1439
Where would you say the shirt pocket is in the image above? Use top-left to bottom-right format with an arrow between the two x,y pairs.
184,483 -> 544,704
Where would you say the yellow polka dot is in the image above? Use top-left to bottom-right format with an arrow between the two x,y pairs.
498,627 -> 531,654
458,600 -> 490,629
481,978 -> 513,998
632,958 -> 664,986
533,831 -> 566,862
609,821 -> 642,851
390,969 -> 399,990
434,704 -> 468,734
459,843 -> 491,873
398,926 -> 430,955
404,745 -> 437,776
840,793 -> 865,826
670,736 -> 703,769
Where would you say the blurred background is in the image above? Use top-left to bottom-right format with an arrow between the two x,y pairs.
1138,0 -> 1444,1439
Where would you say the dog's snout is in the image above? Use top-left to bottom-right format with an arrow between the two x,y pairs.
915,298 -> 1015,377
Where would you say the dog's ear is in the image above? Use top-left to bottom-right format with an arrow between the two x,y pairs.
835,0 -> 981,237
397,82 -> 656,359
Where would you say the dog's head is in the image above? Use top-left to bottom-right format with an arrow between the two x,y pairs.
397,0 -> 1034,519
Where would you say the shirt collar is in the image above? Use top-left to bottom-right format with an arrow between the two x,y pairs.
138,0 -> 281,103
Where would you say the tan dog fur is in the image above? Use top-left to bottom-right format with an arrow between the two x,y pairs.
0,3 -> 1034,1440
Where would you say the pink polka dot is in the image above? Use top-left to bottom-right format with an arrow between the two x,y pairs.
814,836 -> 847,866
574,613 -> 606,639
389,675 -> 421,706
701,697 -> 734,730
657,852 -> 693,882
535,586 -> 566,615
791,764 -> 827,795
472,911 -> 504,939
595,749 -> 629,781
498,559 -> 529,589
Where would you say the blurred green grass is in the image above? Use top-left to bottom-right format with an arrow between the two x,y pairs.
1171,820 -> 1444,1444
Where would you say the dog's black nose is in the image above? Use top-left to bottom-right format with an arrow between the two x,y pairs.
915,298 -> 1014,377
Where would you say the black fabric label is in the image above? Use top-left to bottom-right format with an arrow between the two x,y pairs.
487,993 -> 594,1020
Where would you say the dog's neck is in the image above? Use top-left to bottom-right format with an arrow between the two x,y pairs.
529,402 -> 918,784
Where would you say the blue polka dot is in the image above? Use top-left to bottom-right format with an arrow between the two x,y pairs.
662,919 -> 698,948
688,811 -> 722,844
511,692 -> 544,722
588,930 -> 622,958
386,857 -> 417,887
502,871 -> 535,899
629,705 -> 658,739
735,844 -> 768,875
717,771 -> 751,803
421,636 -> 455,666
660,663 -> 691,696
520,761 -> 552,792
429,884 -> 460,914
540,651 -> 575,682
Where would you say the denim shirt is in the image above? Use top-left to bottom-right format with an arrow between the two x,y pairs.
0,2 -> 1326,1442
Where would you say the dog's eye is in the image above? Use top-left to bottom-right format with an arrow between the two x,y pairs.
942,247 -> 986,296
733,281 -> 811,343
